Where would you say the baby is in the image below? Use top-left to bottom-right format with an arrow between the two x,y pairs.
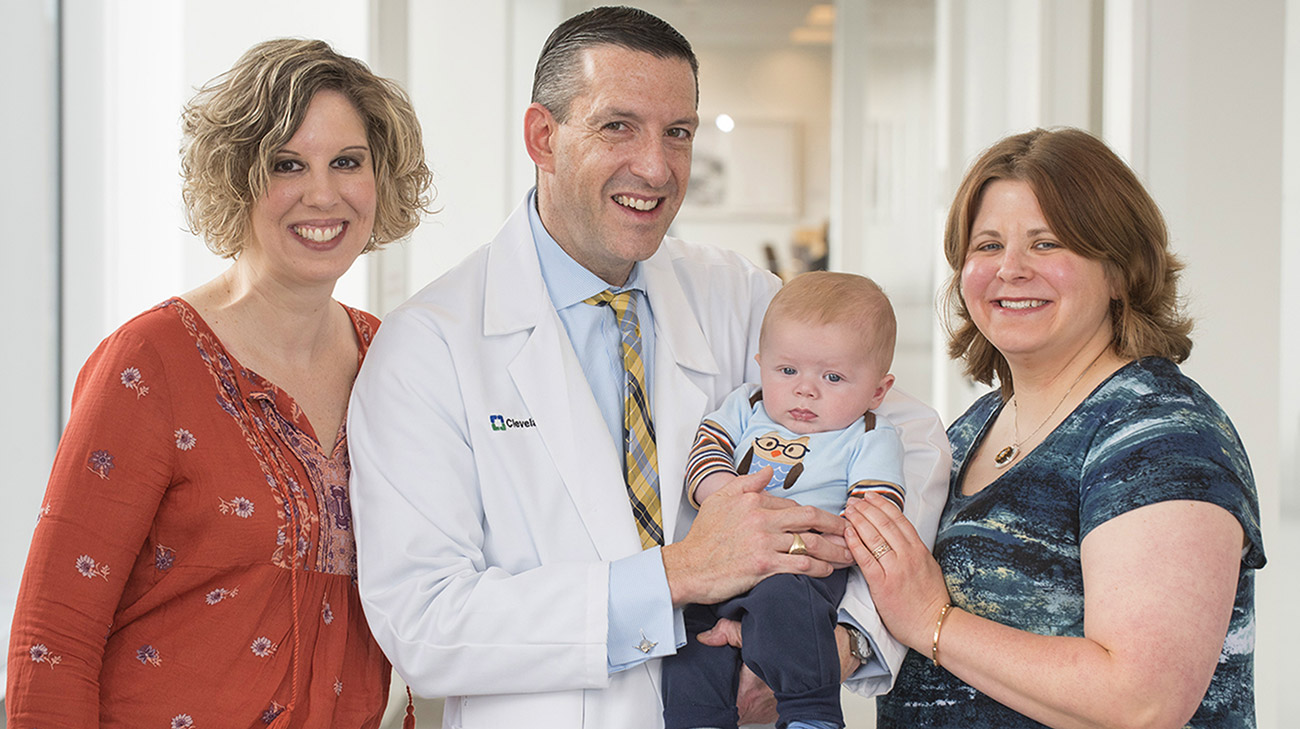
662,271 -> 904,729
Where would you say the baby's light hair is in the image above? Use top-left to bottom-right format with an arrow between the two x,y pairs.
761,271 -> 897,372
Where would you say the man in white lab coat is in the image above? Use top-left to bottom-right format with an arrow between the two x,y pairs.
348,6 -> 950,729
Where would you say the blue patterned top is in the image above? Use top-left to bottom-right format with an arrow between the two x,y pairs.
877,357 -> 1266,729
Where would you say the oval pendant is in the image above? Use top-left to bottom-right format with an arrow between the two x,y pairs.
993,444 -> 1018,468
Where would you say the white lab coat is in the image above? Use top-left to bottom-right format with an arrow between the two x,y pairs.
348,198 -> 951,729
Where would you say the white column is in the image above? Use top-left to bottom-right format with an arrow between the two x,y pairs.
1280,3 -> 1300,724
0,0 -> 62,689
400,0 -> 559,299
368,0 -> 414,317
1282,0 -> 1300,518
829,0 -> 869,276
61,0 -> 115,409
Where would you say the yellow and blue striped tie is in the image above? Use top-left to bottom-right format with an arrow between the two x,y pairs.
585,289 -> 664,549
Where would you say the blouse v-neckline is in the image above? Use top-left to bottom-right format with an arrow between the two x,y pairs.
171,296 -> 369,457
953,362 -> 1133,499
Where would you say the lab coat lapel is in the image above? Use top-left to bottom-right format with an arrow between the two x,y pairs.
484,201 -> 642,561
641,243 -> 720,544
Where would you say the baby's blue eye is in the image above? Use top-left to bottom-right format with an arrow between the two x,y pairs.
825,373 -> 842,383
780,367 -> 796,376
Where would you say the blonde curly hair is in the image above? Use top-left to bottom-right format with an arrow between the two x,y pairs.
181,38 -> 432,258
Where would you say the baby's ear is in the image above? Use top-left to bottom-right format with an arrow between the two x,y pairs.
870,373 -> 896,409
754,352 -> 761,366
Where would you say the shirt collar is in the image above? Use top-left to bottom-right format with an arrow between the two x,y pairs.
527,188 -> 647,310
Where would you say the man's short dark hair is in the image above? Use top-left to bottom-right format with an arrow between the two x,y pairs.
531,5 -> 699,122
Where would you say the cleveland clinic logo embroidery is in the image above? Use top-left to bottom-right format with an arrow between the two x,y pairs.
490,414 -> 536,431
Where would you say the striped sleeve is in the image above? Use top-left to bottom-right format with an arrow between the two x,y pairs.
844,421 -> 907,511
847,480 -> 905,511
685,419 -> 738,508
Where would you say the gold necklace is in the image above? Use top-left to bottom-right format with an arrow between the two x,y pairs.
993,349 -> 1108,469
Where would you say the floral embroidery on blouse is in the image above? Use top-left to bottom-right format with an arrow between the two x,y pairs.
120,366 -> 149,398
137,644 -> 162,666
87,449 -> 115,479
155,543 -> 175,571
261,701 -> 286,724
250,636 -> 277,658
174,428 -> 197,451
75,554 -> 110,580
218,496 -> 255,518
8,301 -> 389,725
204,587 -> 238,605
177,300 -> 366,578
30,643 -> 62,668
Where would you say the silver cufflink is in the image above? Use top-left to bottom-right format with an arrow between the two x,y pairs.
636,631 -> 658,654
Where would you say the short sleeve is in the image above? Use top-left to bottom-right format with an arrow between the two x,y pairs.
1078,384 -> 1264,569
846,421 -> 906,491
702,382 -> 760,440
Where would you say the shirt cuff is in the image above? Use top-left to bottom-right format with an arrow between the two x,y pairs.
608,547 -> 678,672
837,608 -> 891,681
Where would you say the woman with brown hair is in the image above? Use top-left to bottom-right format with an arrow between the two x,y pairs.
844,127 -> 1264,729
7,38 -> 430,727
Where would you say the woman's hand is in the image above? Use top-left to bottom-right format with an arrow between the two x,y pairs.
843,493 -> 951,651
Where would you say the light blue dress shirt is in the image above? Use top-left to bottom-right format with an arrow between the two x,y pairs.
526,191 -> 883,681
526,191 -> 683,672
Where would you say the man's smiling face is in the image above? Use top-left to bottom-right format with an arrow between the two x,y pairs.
533,44 -> 699,286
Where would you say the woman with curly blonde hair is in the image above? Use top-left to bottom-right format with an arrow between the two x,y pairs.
8,38 -> 431,728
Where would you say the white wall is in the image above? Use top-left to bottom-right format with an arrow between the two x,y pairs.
0,0 -> 61,690
386,0 -> 559,312
1282,7 -> 1300,718
1283,0 -> 1300,518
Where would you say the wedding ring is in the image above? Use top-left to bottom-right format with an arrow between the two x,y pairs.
788,533 -> 808,556
871,542 -> 893,560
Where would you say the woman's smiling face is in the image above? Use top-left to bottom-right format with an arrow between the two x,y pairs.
961,179 -> 1117,369
244,89 -> 376,288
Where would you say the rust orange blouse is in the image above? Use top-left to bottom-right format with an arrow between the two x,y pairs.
7,298 -> 390,728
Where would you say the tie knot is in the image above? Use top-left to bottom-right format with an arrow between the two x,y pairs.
584,289 -> 634,317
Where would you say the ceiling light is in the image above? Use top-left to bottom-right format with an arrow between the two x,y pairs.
806,4 -> 835,26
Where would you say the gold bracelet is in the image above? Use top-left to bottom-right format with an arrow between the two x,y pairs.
931,603 -> 953,667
